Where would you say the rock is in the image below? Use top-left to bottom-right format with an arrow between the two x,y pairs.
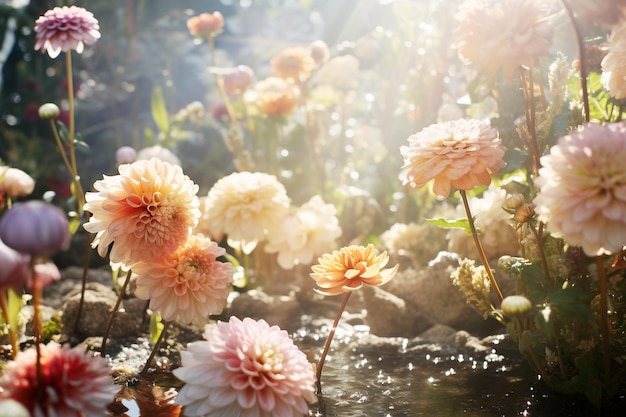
226,289 -> 302,332
61,282 -> 146,340
383,252 -> 499,335
361,285 -> 433,337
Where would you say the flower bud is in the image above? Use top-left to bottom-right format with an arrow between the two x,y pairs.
503,193 -> 525,210
38,102 -> 60,119
0,238 -> 29,290
514,203 -> 535,223
501,295 -> 532,317
0,200 -> 70,256
223,65 -> 254,94
309,40 -> 330,65
0,167 -> 35,198
115,146 -> 137,165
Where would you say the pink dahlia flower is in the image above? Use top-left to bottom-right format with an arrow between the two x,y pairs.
187,12 -> 224,39
534,122 -> 626,256
133,234 -> 234,325
173,317 -> 316,417
34,6 -> 100,59
399,118 -> 505,199
83,158 -> 200,266
0,342 -> 118,417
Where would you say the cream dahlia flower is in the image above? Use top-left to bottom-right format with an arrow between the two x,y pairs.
316,54 -> 360,91
534,122 -> 626,256
132,234 -> 234,325
84,158 -> 200,265
454,0 -> 554,79
265,195 -> 342,269
34,6 -> 100,59
399,118 -> 505,199
602,22 -> 626,99
310,244 -> 399,296
202,172 -> 290,254
173,316 -> 316,417
0,342 -> 117,417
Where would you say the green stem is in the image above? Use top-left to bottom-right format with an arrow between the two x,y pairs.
101,269 -> 133,356
141,320 -> 170,374
30,259 -> 43,404
316,291 -> 352,393
560,0 -> 590,123
459,190 -> 504,303
0,290 -> 18,359
595,255 -> 612,381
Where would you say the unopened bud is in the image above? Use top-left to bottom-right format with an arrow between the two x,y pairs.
514,203 -> 535,223
38,103 -> 60,119
504,193 -> 525,210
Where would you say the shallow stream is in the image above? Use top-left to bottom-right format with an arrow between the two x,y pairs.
110,318 -> 626,417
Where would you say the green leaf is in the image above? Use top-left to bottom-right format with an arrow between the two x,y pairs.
7,288 -> 24,337
547,286 -> 595,322
426,217 -> 473,235
149,311 -> 164,345
151,86 -> 170,135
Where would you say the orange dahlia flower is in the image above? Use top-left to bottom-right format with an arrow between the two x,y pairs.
399,118 -> 505,200
310,244 -> 398,296
83,158 -> 200,266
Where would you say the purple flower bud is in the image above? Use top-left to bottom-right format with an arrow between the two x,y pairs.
0,200 -> 70,257
0,238 -> 29,290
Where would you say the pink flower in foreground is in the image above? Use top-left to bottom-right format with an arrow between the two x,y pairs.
310,244 -> 398,296
34,6 -> 100,59
83,158 -> 200,265
0,342 -> 117,417
133,234 -> 234,325
399,118 -> 505,199
534,122 -> 626,256
173,317 -> 316,417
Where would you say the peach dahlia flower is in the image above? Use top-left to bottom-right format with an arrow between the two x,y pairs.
83,158 -> 200,266
310,244 -> 398,296
271,46 -> 315,82
132,234 -> 234,325
34,6 -> 100,59
534,122 -> 626,256
454,0 -> 553,79
265,195 -> 342,270
399,118 -> 505,199
186,12 -> 224,39
173,316 -> 316,417
202,171 -> 290,254
0,342 -> 117,417
246,77 -> 300,117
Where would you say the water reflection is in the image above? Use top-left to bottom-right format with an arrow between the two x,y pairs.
108,323 -> 626,417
